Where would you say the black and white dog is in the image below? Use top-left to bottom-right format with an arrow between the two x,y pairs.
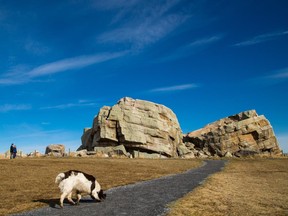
55,170 -> 106,208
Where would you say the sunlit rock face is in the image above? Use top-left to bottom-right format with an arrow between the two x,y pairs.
78,97 -> 183,157
184,110 -> 282,157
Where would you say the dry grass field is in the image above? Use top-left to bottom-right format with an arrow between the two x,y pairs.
2,158 -> 288,216
167,158 -> 288,216
0,157 -> 202,215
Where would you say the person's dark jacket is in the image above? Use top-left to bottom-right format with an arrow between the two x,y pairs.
10,145 -> 13,153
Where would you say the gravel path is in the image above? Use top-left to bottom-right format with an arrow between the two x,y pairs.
12,160 -> 226,216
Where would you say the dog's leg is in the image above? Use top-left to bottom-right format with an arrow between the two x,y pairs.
76,192 -> 82,205
67,192 -> 76,205
60,192 -> 68,208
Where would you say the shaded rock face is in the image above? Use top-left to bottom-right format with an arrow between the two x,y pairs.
79,97 -> 182,157
184,110 -> 282,157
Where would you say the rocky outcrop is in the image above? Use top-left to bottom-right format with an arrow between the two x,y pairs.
184,110 -> 282,157
45,144 -> 65,157
78,97 -> 183,157
78,97 -> 282,158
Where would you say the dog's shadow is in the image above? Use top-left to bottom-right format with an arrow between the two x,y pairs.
33,198 -> 97,209
33,198 -> 60,209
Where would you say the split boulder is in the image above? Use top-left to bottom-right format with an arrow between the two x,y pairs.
78,97 -> 183,157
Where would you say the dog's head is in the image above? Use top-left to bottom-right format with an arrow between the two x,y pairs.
91,180 -> 106,201
98,189 -> 106,200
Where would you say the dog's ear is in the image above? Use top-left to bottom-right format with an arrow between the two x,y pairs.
98,189 -> 106,200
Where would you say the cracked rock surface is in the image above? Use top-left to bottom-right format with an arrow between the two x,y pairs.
79,97 -> 183,157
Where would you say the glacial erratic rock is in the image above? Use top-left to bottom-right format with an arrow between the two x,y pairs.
78,97 -> 183,157
78,98 -> 282,159
184,110 -> 282,157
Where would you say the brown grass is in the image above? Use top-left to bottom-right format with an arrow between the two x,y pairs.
0,157 -> 201,215
167,158 -> 288,216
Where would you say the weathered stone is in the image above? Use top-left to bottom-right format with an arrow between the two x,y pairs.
182,152 -> 195,159
94,145 -> 128,157
196,151 -> 209,158
224,151 -> 233,158
78,98 -> 282,159
131,150 -> 167,159
233,150 -> 259,157
80,128 -> 93,151
177,143 -> 192,156
184,110 -> 282,157
79,97 -> 182,157
94,146 -> 113,154
45,144 -> 65,157
75,149 -> 88,157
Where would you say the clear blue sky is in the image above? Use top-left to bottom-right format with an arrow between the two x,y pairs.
0,0 -> 287,154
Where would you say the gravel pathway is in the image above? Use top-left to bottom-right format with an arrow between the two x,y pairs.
12,160 -> 226,216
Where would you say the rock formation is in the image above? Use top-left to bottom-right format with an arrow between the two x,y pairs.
45,144 -> 65,157
184,110 -> 282,157
78,97 -> 282,158
78,97 -> 183,158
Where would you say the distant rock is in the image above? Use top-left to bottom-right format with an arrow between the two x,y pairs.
27,151 -> 42,157
184,110 -> 282,157
78,97 -> 183,158
0,153 -> 6,159
74,149 -> 89,157
45,144 -> 65,157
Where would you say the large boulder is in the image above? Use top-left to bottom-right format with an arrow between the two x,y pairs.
45,144 -> 65,157
78,97 -> 183,157
184,110 -> 282,157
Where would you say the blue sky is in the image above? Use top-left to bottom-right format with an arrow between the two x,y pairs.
0,0 -> 287,154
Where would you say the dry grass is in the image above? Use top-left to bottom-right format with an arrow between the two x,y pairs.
0,157 -> 201,215
168,158 -> 288,216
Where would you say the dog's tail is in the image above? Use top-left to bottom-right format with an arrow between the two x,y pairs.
55,173 -> 65,184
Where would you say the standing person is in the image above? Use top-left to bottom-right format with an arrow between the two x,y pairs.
10,143 -> 14,159
12,144 -> 17,159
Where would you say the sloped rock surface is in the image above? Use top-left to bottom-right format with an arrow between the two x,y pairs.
78,97 -> 182,157
184,110 -> 282,157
